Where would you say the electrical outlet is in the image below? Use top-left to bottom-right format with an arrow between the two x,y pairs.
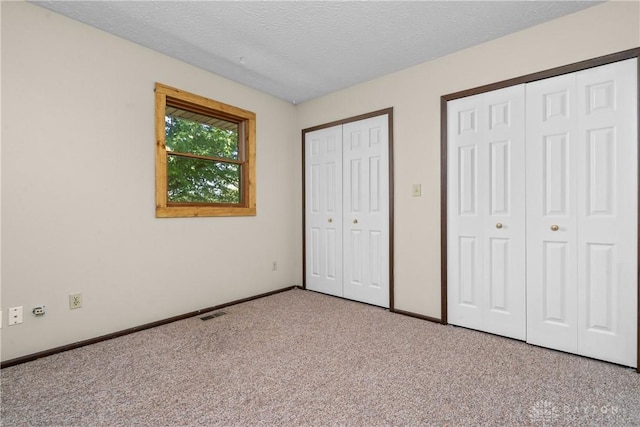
8,306 -> 23,325
272,261 -> 277,271
69,293 -> 82,309
412,184 -> 422,197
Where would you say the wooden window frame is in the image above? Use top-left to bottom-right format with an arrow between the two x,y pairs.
155,83 -> 256,217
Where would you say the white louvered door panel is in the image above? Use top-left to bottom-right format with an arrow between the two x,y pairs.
305,125 -> 343,297
576,59 -> 637,368
526,73 -> 580,354
342,115 -> 390,308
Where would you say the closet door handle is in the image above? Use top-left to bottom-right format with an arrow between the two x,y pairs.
496,223 -> 503,229
328,218 -> 333,223
551,224 -> 559,231
353,219 -> 358,224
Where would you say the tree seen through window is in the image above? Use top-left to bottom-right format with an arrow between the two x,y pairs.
165,110 -> 241,204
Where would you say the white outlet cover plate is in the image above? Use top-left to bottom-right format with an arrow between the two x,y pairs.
69,293 -> 83,309
9,306 -> 23,325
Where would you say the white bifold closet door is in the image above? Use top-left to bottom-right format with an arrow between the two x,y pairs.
305,125 -> 344,298
526,59 -> 638,367
448,58 -> 638,368
447,85 -> 527,340
305,114 -> 390,308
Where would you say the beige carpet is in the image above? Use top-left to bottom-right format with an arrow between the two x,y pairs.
2,288 -> 639,426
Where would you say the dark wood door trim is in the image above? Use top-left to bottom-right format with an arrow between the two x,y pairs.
302,108 -> 394,310
440,48 -> 640,372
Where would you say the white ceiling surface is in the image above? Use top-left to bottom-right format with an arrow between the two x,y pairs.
32,1 -> 601,104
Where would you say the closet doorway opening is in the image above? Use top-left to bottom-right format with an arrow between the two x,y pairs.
441,49 -> 640,370
302,109 -> 394,309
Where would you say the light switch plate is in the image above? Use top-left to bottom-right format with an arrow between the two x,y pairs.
412,184 -> 422,197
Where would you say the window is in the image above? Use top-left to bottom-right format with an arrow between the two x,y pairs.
155,83 -> 256,217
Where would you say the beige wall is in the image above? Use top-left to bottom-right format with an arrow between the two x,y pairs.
0,0 -> 3,360
1,1 -> 639,362
1,2 -> 299,361
296,0 -> 640,318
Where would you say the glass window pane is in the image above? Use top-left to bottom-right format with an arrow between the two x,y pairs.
167,155 -> 240,204
165,107 -> 239,160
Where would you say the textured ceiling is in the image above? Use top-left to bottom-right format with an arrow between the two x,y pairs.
32,1 -> 600,104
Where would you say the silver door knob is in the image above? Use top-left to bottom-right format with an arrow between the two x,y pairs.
353,219 -> 358,224
328,218 -> 333,223
551,224 -> 559,231
496,223 -> 503,229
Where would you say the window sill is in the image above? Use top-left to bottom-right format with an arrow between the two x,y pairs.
156,206 -> 256,218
